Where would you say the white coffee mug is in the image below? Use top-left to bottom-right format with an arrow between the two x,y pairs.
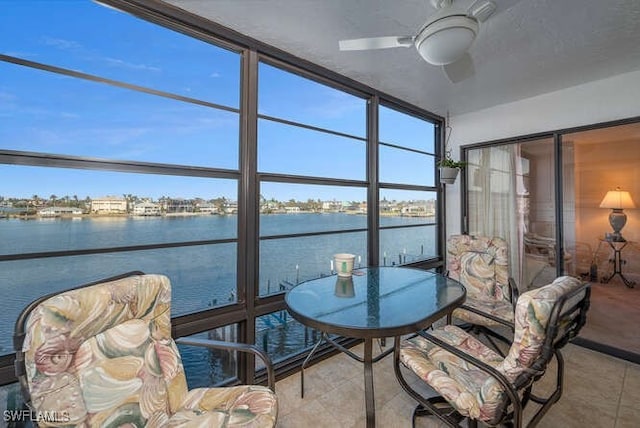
333,253 -> 356,277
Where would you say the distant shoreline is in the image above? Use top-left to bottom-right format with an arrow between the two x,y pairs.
1,211 -> 436,220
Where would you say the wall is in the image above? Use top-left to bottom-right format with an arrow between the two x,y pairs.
573,139 -> 640,280
447,69 -> 640,237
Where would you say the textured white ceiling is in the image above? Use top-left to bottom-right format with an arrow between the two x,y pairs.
162,0 -> 640,117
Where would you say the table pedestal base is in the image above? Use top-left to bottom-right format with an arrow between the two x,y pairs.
300,333 -> 393,428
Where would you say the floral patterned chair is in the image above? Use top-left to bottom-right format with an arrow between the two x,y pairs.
13,272 -> 278,427
394,275 -> 590,427
446,235 -> 519,351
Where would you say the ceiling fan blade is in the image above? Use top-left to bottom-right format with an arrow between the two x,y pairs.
442,53 -> 475,83
339,36 -> 413,51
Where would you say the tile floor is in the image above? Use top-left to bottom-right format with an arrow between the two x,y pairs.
579,281 -> 640,355
274,340 -> 640,428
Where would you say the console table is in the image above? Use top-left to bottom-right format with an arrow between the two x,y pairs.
600,238 -> 635,288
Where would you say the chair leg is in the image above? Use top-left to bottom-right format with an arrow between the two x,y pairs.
412,404 -> 428,428
411,396 -> 465,427
378,337 -> 386,351
526,350 -> 565,427
482,329 -> 508,357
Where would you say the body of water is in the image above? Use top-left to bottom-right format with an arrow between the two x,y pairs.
0,213 -> 436,384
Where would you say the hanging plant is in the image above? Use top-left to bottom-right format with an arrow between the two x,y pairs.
437,155 -> 467,169
438,133 -> 467,185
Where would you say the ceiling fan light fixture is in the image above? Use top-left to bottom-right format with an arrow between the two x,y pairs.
415,15 -> 478,65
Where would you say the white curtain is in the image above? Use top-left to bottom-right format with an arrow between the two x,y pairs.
468,145 -> 526,290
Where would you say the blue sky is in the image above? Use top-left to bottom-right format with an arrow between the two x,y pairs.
1,0 -> 436,202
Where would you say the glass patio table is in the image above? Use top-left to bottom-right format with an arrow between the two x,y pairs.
285,266 -> 466,428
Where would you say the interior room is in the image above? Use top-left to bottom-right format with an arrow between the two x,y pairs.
2,1 -> 640,427
563,123 -> 640,356
463,121 -> 640,359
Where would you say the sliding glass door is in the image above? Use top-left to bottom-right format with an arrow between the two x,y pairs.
465,137 -> 560,291
463,119 -> 640,360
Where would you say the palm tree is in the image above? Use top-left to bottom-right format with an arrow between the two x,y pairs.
123,194 -> 133,213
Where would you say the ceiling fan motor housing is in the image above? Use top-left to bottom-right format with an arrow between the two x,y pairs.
415,15 -> 479,65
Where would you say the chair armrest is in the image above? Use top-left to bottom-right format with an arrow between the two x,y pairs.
509,277 -> 519,310
175,337 -> 276,391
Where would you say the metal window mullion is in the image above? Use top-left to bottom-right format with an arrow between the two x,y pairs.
461,144 -> 470,235
437,122 -> 447,263
378,182 -> 438,192
368,96 -> 380,266
554,133 -> 564,273
0,149 -> 240,180
258,173 -> 366,188
379,223 -> 437,231
258,114 -> 367,143
0,54 -> 239,115
238,48 -> 260,384
260,228 -> 368,242
0,238 -> 237,262
379,140 -> 435,156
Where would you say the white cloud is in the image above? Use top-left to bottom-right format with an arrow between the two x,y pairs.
305,90 -> 364,119
41,37 -> 83,51
103,57 -> 161,72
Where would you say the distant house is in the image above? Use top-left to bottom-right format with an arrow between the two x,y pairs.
402,203 -> 423,214
164,198 -> 193,214
322,201 -> 341,212
284,206 -> 301,213
91,196 -> 127,214
223,201 -> 238,214
133,202 -> 161,216
198,203 -> 218,214
342,201 -> 359,212
38,206 -> 83,217
260,201 -> 280,213
401,200 -> 435,217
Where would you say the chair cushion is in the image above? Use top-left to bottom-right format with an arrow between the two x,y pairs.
20,273 -> 279,427
499,275 -> 583,382
22,274 -> 190,426
400,276 -> 584,424
169,385 -> 278,427
447,235 -> 511,305
400,325 -> 505,421
452,297 -> 515,326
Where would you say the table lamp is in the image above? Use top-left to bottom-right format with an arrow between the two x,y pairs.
600,187 -> 636,241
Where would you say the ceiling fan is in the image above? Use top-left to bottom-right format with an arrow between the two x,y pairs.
338,0 -> 497,83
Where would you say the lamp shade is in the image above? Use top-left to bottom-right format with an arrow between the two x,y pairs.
599,188 -> 636,209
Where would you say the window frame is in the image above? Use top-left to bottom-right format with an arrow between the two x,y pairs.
0,0 -> 445,387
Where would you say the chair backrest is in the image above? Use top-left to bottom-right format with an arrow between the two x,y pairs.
484,275 -> 590,424
447,234 -> 510,302
14,273 -> 189,426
